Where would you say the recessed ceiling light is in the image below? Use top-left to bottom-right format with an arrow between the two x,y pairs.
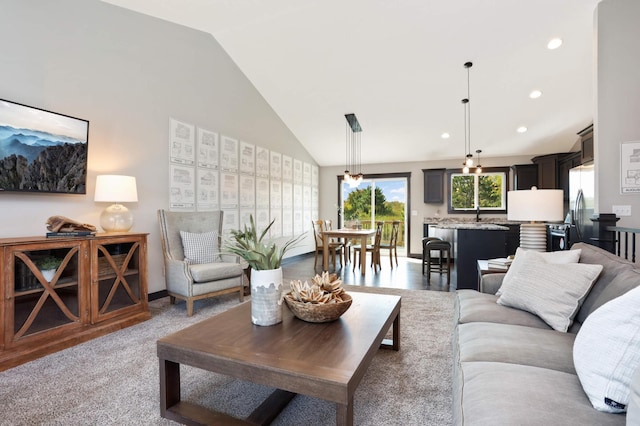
529,90 -> 542,99
547,38 -> 563,50
441,132 -> 450,139
517,126 -> 528,133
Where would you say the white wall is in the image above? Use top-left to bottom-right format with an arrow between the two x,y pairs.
0,0 -> 317,293
319,154 -> 533,256
595,0 -> 640,227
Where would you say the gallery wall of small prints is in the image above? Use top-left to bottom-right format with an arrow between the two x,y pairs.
168,118 -> 319,237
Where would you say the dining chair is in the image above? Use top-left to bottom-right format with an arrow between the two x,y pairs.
325,219 -> 351,263
352,221 -> 383,272
379,220 -> 400,268
312,220 -> 344,269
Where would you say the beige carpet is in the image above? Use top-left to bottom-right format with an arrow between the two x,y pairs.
0,286 -> 455,425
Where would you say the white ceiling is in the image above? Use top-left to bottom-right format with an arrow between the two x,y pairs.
102,0 -> 601,167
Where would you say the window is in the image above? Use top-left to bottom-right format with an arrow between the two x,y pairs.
447,167 -> 509,213
338,173 -> 410,255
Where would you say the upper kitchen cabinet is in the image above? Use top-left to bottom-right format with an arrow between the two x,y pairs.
511,164 -> 538,190
423,168 -> 445,204
531,153 -> 573,189
578,124 -> 594,164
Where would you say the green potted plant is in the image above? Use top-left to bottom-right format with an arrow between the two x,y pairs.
35,256 -> 62,282
224,215 -> 304,326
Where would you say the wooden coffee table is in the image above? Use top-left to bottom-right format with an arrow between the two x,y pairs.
157,291 -> 401,426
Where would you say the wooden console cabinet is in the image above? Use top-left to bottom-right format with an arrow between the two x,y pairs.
0,233 -> 149,371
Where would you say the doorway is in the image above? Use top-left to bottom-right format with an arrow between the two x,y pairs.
338,173 -> 410,256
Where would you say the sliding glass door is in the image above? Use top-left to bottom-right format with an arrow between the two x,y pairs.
339,174 -> 408,256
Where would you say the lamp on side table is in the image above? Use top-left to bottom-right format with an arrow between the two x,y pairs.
94,175 -> 138,232
507,187 -> 563,252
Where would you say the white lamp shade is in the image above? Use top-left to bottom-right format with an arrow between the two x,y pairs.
94,175 -> 138,202
507,188 -> 564,222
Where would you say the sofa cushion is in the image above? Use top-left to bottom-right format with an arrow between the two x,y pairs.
189,261 -> 242,283
497,262 -> 602,332
496,247 -> 581,296
453,361 -> 626,426
457,322 -> 576,374
180,230 -> 220,264
573,242 -> 636,326
455,290 -> 550,329
574,286 -> 640,413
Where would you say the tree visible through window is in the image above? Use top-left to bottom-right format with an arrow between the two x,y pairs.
448,167 -> 508,213
339,174 -> 409,254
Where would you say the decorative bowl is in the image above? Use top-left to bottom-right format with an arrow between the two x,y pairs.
284,292 -> 352,323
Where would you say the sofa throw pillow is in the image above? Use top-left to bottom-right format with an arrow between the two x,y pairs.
180,230 -> 220,264
496,261 -> 602,332
573,286 -> 640,413
496,247 -> 582,296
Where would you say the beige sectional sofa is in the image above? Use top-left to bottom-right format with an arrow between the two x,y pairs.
453,243 -> 640,425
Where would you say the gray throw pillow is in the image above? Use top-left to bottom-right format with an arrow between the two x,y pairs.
497,261 -> 602,332
496,248 -> 582,296
180,230 -> 220,264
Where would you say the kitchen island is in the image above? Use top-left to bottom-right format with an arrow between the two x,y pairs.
430,223 -> 509,290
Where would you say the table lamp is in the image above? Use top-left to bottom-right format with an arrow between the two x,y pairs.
94,175 -> 138,232
507,187 -> 563,251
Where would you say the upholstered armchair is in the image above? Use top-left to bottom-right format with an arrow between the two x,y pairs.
157,209 -> 245,316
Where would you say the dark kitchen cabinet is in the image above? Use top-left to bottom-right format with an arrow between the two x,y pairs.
423,168 -> 445,204
511,164 -> 538,190
558,152 -> 582,202
579,125 -> 594,164
456,228 -> 507,290
531,154 -> 560,189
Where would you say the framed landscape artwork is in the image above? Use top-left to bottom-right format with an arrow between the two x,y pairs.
0,98 -> 89,194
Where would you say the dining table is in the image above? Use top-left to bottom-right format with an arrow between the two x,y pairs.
322,228 -> 377,275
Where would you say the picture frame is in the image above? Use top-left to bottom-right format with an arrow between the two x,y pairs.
0,98 -> 89,194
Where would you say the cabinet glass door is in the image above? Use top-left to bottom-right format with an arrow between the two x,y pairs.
92,239 -> 142,323
11,244 -> 83,343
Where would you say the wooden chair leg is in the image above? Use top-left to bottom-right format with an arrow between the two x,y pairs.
187,299 -> 194,317
169,295 -> 176,305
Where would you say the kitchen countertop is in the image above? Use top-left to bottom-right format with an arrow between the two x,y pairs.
430,223 -> 509,230
423,217 -> 535,225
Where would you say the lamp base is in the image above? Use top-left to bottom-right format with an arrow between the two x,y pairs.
100,203 -> 133,232
519,223 -> 547,252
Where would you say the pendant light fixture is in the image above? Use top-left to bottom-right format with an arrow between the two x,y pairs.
461,98 -> 471,173
461,62 -> 473,173
344,113 -> 363,187
475,149 -> 482,174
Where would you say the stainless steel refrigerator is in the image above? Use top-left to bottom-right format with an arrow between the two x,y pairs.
569,162 -> 595,244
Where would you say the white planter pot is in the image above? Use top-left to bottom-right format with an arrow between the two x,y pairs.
250,267 -> 284,326
41,269 -> 56,282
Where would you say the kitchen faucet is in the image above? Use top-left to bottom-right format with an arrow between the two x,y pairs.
476,205 -> 480,222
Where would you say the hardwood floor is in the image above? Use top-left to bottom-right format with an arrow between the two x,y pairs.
282,252 -> 457,292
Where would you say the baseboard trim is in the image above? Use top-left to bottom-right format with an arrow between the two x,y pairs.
149,290 -> 168,301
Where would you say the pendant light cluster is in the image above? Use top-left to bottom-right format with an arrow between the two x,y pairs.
461,62 -> 483,174
344,113 -> 363,187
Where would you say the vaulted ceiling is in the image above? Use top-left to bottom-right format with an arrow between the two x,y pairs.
103,0 -> 601,167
